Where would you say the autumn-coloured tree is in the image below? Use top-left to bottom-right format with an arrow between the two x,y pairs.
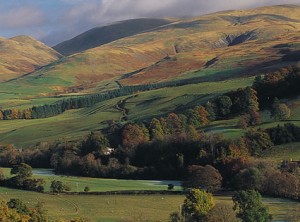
208,203 -> 239,222
23,108 -> 32,119
182,189 -> 215,222
149,118 -> 164,141
122,123 -> 149,148
238,114 -> 250,129
244,128 -> 273,155
165,113 -> 183,134
264,170 -> 299,199
182,165 -> 222,192
196,106 -> 210,126
244,87 -> 259,113
270,98 -> 291,120
228,138 -> 249,158
186,125 -> 200,141
248,110 -> 261,126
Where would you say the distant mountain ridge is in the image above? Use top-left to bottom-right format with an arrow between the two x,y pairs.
53,18 -> 173,56
0,35 -> 61,81
3,4 -> 300,96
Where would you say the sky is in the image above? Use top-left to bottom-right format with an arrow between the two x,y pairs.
0,0 -> 299,46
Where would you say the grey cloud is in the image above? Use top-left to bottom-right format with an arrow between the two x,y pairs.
42,0 -> 300,45
0,6 -> 44,29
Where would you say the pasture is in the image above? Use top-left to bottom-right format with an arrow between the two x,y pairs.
1,168 -> 182,192
0,186 -> 298,221
0,77 -> 253,147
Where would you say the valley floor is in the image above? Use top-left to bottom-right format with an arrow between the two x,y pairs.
0,186 -> 298,222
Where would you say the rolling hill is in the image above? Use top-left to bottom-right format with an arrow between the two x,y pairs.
0,4 -> 300,146
53,18 -> 173,56
0,35 -> 62,82
4,4 -> 300,99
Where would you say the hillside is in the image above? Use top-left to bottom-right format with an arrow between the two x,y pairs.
0,36 -> 62,82
53,18 -> 173,56
3,4 -> 300,99
0,5 -> 300,146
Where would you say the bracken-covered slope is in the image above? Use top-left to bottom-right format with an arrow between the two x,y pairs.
53,18 -> 173,56
0,35 -> 62,81
2,5 -> 300,99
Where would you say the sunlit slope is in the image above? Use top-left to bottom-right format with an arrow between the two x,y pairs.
0,77 -> 253,147
53,18 -> 174,56
5,5 -> 300,98
0,36 -> 61,81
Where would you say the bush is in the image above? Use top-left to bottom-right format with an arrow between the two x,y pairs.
84,186 -> 90,192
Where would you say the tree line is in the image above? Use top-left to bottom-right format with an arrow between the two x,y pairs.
0,82 -> 174,120
1,64 -> 298,122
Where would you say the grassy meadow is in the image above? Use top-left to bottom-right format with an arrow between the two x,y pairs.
1,168 -> 299,221
1,168 -> 182,193
0,77 -> 253,147
0,186 -> 298,221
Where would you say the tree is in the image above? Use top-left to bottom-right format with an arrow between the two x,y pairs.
84,186 -> 90,192
165,113 -> 183,134
0,168 -> 5,181
182,165 -> 222,192
196,106 -> 209,126
234,167 -> 263,190
10,163 -> 33,187
244,87 -> 259,113
0,199 -> 29,222
11,163 -> 32,178
182,189 -> 215,222
50,180 -> 71,193
215,96 -> 232,118
149,118 -> 164,141
205,102 -> 216,121
208,203 -> 239,222
122,123 -> 149,148
270,98 -> 291,120
244,128 -> 273,155
232,190 -> 272,222
80,131 -> 109,156
238,114 -> 250,129
186,125 -> 202,142
186,109 -> 201,128
7,199 -> 30,215
169,212 -> 181,222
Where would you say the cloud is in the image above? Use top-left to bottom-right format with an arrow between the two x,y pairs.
0,6 -> 44,29
1,0 -> 300,45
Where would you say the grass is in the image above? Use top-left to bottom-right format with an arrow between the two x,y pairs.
0,97 -> 123,147
0,6 -> 299,148
1,168 -> 299,221
262,142 -> 300,161
0,186 -> 298,221
1,168 -> 182,193
125,77 -> 253,121
1,164 -> 300,221
0,188 -> 185,222
40,177 -> 181,193
0,77 -> 253,147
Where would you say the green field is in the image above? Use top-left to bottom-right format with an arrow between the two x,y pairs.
0,187 -> 298,221
262,142 -> 300,161
1,168 -> 299,221
1,168 -> 182,192
0,77 -> 253,147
